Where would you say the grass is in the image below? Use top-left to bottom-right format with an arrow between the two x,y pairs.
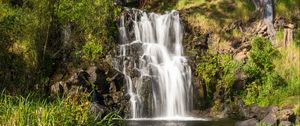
175,0 -> 206,10
275,0 -> 300,20
0,91 -> 123,126
274,44 -> 300,96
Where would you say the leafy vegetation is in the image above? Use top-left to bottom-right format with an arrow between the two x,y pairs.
196,36 -> 300,109
0,91 -> 123,126
0,0 -> 121,94
242,37 -> 285,105
196,52 -> 240,107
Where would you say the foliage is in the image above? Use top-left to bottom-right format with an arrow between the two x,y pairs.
295,28 -> 300,47
82,37 -> 103,61
196,52 -> 239,105
0,91 -> 123,125
0,0 -> 121,93
97,112 -> 124,126
243,37 -> 280,84
275,0 -> 300,20
242,37 -> 289,106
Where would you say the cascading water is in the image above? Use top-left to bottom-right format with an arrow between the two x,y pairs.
114,9 -> 192,119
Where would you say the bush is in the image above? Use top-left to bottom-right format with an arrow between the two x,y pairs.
196,53 -> 239,105
242,37 -> 289,106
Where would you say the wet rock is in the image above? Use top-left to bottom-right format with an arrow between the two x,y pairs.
131,68 -> 141,78
139,76 -> 153,117
235,118 -> 258,126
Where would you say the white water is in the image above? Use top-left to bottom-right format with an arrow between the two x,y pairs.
115,10 -> 192,119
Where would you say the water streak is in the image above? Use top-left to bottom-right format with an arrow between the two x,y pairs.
115,10 -> 192,119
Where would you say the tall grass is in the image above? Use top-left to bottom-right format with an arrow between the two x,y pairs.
0,91 -> 123,126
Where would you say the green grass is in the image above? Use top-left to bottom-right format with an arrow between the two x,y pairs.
175,0 -> 206,10
0,91 -> 123,125
275,0 -> 300,20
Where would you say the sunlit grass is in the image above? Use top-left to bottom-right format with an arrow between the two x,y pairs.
0,92 -> 90,125
175,0 -> 206,10
276,0 -> 300,20
0,91 -> 123,125
274,44 -> 300,96
186,13 -> 219,32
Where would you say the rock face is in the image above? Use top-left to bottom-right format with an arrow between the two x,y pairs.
50,65 -> 131,118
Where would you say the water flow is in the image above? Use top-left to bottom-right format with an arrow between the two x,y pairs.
115,10 -> 192,119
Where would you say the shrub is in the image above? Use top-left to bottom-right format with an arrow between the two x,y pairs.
196,53 -> 240,105
242,37 -> 289,106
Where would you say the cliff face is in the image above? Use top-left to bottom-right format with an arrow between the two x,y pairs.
47,0 -> 300,119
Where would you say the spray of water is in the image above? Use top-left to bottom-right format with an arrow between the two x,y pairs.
115,10 -> 192,118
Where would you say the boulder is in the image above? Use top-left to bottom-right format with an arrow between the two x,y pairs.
89,102 -> 108,121
279,121 -> 292,126
261,111 -> 278,126
277,109 -> 296,124
235,118 -> 258,126
234,49 -> 247,61
50,81 -> 64,97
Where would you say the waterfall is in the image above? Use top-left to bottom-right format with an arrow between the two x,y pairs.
115,9 -> 192,119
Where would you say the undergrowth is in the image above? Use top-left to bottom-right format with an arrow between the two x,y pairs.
0,91 -> 123,126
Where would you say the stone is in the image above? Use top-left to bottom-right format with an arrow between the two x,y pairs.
234,50 -> 247,61
89,102 -> 108,120
261,111 -> 278,125
87,66 -> 107,86
235,118 -> 258,126
279,121 -> 292,126
278,109 -> 296,123
50,81 -> 64,97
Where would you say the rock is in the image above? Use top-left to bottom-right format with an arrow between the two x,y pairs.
87,66 -> 109,93
278,109 -> 296,124
89,102 -> 108,120
87,66 -> 106,84
139,76 -> 153,117
77,70 -> 90,86
231,39 -> 242,49
261,111 -> 278,125
279,121 -> 292,126
234,49 -> 247,61
50,81 -> 64,97
235,118 -> 258,126
91,89 -> 106,105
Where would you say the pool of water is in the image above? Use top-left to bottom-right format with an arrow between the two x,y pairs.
125,118 -> 236,126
